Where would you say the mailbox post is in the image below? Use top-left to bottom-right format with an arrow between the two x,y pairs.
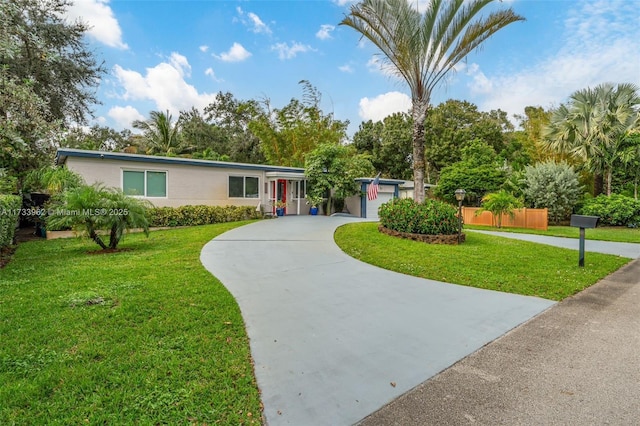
570,215 -> 599,267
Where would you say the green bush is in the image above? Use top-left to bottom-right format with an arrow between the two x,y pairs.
378,198 -> 459,235
147,205 -> 262,227
0,195 -> 21,248
579,194 -> 640,227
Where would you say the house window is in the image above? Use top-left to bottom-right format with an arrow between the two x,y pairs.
295,181 -> 307,199
123,170 -> 167,197
229,176 -> 259,198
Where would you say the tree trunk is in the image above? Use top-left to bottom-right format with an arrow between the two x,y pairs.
412,102 -> 428,203
88,227 -> 107,250
593,173 -> 604,197
606,169 -> 612,196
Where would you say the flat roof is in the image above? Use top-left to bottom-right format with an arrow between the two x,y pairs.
55,148 -> 306,174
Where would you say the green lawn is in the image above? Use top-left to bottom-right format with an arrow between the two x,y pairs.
0,223 -> 262,425
335,222 -> 631,301
465,224 -> 640,243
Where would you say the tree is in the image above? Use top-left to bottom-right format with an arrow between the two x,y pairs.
46,184 -> 151,250
305,143 -> 374,215
433,139 -> 506,205
203,92 -> 266,164
1,0 -> 104,180
249,81 -> 348,167
62,125 -> 132,152
522,161 -> 582,224
133,110 -> 184,156
340,0 -> 524,202
353,113 -> 413,179
615,132 -> 640,199
475,190 -> 523,228
424,100 -> 511,177
544,83 -> 640,196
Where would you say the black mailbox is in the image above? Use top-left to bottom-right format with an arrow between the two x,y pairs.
570,215 -> 599,228
570,214 -> 599,267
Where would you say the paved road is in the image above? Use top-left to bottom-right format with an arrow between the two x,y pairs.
200,217 -> 555,425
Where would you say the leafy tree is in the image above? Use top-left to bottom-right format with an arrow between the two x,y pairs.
522,161 -> 582,224
544,83 -> 640,196
23,166 -> 84,195
340,0 -> 524,203
475,190 -> 523,228
133,110 -> 185,156
47,184 -> 151,250
305,143 -> 374,214
353,113 -> 413,179
250,81 -> 348,167
424,100 -> 511,176
617,132 -> 640,199
1,0 -> 104,179
433,140 -> 506,205
62,125 -> 132,152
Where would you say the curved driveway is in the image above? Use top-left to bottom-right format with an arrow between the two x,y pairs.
200,216 -> 555,425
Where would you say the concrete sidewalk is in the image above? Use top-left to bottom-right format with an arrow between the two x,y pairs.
469,229 -> 640,258
200,216 -> 555,425
359,257 -> 640,425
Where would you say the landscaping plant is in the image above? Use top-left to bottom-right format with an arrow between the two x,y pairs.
580,194 -> 640,227
475,190 -> 524,228
46,183 -> 152,250
378,198 -> 458,235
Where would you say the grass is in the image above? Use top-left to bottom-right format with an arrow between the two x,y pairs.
465,224 -> 640,243
335,222 -> 631,301
0,223 -> 262,425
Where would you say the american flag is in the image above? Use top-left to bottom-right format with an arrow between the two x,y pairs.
367,173 -> 381,201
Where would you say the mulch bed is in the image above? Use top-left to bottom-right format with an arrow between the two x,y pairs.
0,245 -> 17,269
378,225 -> 465,245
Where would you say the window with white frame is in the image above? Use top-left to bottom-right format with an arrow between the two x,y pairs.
295,181 -> 306,199
123,170 -> 167,197
229,176 -> 259,198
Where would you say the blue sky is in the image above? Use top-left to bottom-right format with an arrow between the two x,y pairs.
64,0 -> 640,137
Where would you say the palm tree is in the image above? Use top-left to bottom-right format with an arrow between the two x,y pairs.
340,0 -> 524,203
132,110 -> 184,155
544,83 -> 640,196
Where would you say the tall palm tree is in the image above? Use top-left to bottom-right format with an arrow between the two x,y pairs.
340,0 -> 524,202
132,110 -> 184,155
544,83 -> 640,195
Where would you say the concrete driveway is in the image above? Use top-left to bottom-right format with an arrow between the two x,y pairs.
200,216 -> 555,425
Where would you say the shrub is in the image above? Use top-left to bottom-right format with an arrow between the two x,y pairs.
378,198 -> 459,235
476,190 -> 523,228
0,195 -> 21,249
147,205 -> 262,227
522,161 -> 582,224
579,194 -> 640,227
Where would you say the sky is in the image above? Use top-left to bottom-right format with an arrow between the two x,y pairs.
64,0 -> 640,138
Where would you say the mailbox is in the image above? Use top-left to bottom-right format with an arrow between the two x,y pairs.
570,215 -> 599,229
569,215 -> 599,267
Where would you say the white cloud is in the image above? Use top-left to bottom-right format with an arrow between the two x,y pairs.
112,53 -> 217,117
107,106 -> 145,130
199,45 -> 209,53
316,24 -> 335,40
359,92 -> 412,122
236,7 -> 272,35
469,0 -> 640,119
215,42 -> 252,62
65,0 -> 128,49
271,42 -> 314,60
205,67 -> 223,82
339,64 -> 354,73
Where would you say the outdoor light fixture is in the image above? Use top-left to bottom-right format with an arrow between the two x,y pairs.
455,189 -> 466,243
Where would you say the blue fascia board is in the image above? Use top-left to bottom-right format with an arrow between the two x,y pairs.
55,148 -> 306,174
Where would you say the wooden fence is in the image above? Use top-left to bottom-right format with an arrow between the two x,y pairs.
462,207 -> 548,231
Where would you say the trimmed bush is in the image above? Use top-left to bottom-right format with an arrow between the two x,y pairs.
147,205 -> 262,227
0,195 -> 21,248
378,198 -> 459,235
579,194 -> 640,227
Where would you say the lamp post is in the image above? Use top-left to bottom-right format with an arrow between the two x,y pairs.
455,189 -> 466,244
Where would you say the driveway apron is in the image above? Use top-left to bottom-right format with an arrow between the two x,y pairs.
200,216 -> 555,425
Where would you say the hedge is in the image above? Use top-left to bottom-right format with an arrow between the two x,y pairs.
579,194 -> 640,227
0,195 -> 22,248
378,198 -> 459,235
147,205 -> 263,227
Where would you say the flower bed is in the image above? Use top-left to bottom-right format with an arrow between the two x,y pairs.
379,225 -> 464,245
